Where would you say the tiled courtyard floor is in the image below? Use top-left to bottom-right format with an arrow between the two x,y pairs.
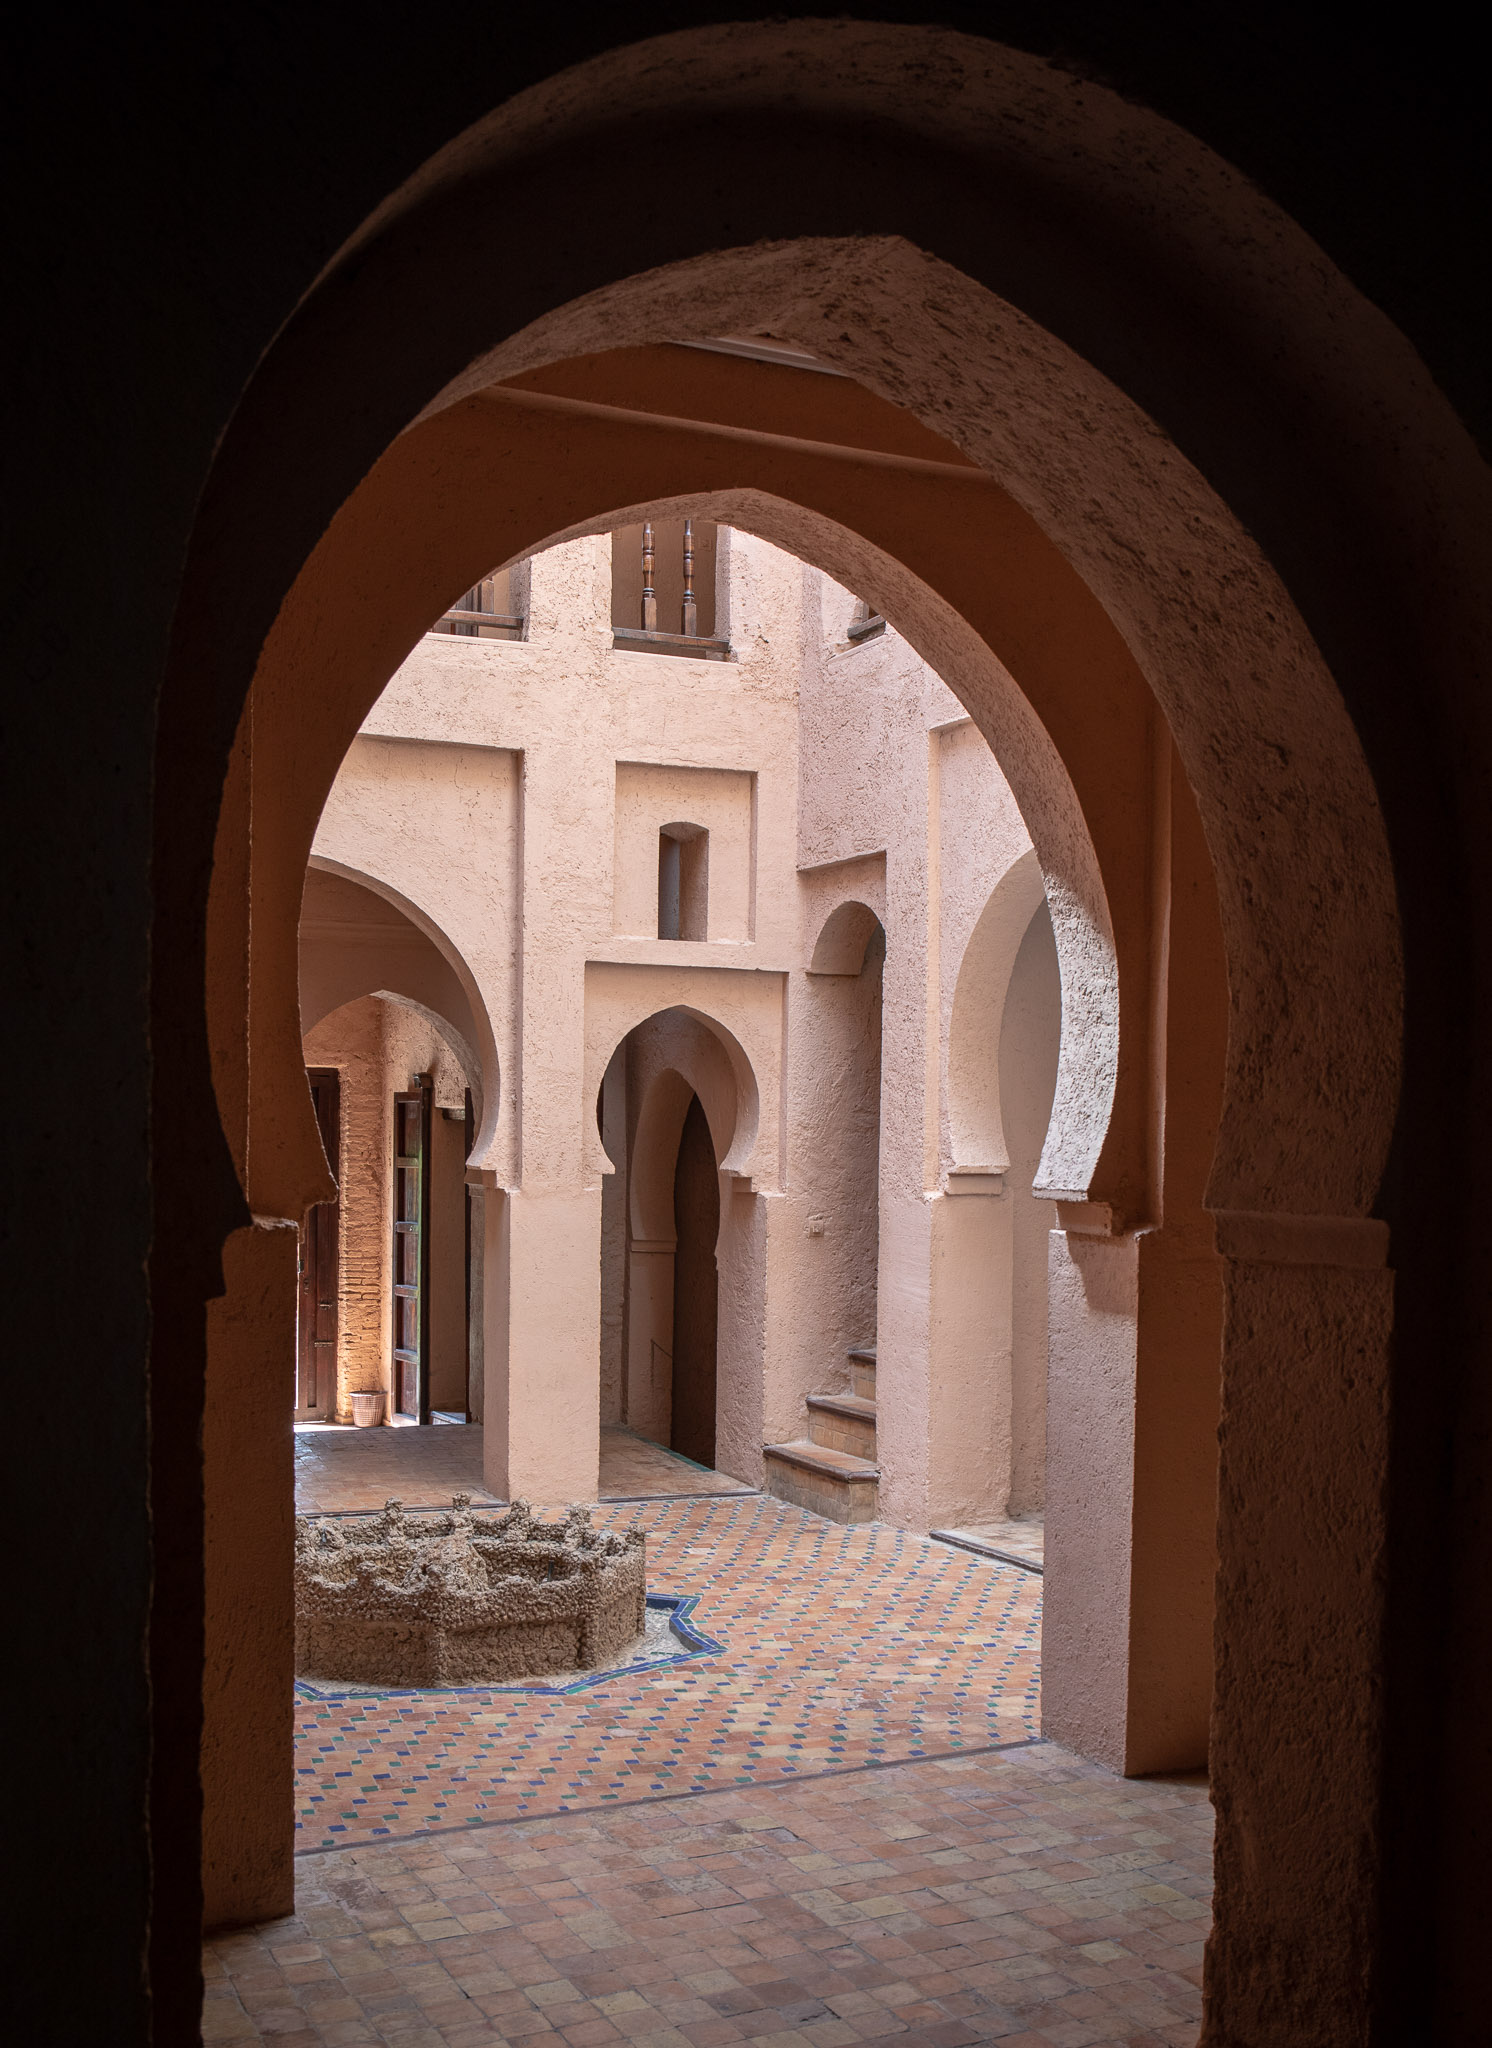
208,1494 -> 1212,2042
292,1496 -> 1042,1846
205,1745 -> 1211,2046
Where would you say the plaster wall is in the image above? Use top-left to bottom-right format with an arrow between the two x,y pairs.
613,761 -> 754,941
304,527 -> 1049,1530
797,575 -> 1051,1529
317,531 -> 807,1497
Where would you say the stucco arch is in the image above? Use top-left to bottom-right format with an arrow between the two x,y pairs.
593,1002 -> 758,1195
300,859 -> 493,1137
173,24 -> 1405,1244
808,899 -> 886,979
161,26 -> 1433,2031
947,852 -> 1050,1175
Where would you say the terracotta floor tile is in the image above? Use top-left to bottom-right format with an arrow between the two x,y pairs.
208,1496 -> 1209,2046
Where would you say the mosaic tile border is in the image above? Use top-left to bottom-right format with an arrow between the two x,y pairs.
291,1731 -> 1047,1855
291,1495 -> 1044,1855
293,1591 -> 724,1705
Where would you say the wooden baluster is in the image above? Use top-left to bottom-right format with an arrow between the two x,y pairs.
641,521 -> 658,632
681,519 -> 697,637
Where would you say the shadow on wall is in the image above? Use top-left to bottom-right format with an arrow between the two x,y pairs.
998,901 -> 1061,1516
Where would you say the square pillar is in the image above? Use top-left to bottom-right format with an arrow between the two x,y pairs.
926,1184 -> 1016,1527
877,1185 -> 1021,1531
483,1186 -> 601,1503
1204,1224 -> 1394,2037
1043,1218 -> 1224,1775
202,1220 -> 298,1928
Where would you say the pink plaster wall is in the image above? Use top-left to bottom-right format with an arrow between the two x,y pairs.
305,527 -> 1051,1523
1000,905 -> 1061,1513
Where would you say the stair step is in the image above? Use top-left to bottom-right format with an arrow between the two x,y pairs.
848,1346 -> 877,1400
806,1392 -> 877,1458
763,1439 -> 879,1525
806,1392 -> 877,1421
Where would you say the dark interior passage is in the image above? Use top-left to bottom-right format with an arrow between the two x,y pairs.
670,1092 -> 719,1467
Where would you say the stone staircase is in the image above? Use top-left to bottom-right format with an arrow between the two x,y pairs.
763,1345 -> 879,1523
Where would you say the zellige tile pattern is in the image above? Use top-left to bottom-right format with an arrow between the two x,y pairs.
292,1496 -> 1042,1850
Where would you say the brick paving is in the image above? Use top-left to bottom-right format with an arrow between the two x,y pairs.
292,1497 -> 1042,1848
207,1493 -> 1211,2042
205,1745 -> 1211,2045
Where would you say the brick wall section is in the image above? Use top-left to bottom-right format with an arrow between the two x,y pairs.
304,997 -> 387,1419
303,995 -> 473,1421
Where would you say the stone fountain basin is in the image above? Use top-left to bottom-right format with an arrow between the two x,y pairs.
295,1497 -> 647,1688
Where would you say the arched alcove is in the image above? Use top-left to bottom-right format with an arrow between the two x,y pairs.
299,863 -> 489,1134
808,898 -> 884,978
947,849 -> 1048,1175
599,1005 -> 758,1481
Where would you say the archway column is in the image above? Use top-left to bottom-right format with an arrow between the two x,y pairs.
202,1220 -> 299,1927
1044,1218 -> 1225,1774
878,1187 -> 1021,1531
1044,744 -> 1229,1775
481,1184 -> 602,1504
1204,1219 -> 1393,2030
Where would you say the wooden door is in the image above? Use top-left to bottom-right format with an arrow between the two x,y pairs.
671,1092 -> 719,1467
392,1076 -> 433,1423
463,1088 -> 474,1415
296,1069 -> 340,1419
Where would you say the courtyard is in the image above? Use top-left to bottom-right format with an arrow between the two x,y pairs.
202,1434 -> 1208,2045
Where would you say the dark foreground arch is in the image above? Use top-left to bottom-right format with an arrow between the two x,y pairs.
10,15 -> 1487,2045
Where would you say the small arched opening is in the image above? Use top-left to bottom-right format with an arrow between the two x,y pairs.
597,1004 -> 755,1478
297,866 -> 495,1430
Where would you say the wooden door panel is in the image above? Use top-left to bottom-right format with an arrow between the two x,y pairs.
296,1068 -> 340,1419
391,1077 -> 433,1423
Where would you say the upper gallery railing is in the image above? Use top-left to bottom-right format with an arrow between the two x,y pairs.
846,597 -> 886,643
432,572 -> 524,638
612,520 -> 730,660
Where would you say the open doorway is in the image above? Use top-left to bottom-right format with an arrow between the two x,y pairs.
597,1003 -> 754,1482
